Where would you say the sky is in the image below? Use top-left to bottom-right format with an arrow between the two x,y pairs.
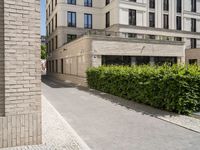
41,0 -> 46,36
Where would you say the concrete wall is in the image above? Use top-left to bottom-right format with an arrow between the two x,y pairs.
0,0 -> 41,148
92,39 -> 185,58
48,37 -> 92,76
47,37 -> 93,86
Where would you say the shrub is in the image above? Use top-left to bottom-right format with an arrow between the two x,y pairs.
86,65 -> 200,115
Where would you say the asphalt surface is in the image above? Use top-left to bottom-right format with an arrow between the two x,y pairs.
42,76 -> 200,150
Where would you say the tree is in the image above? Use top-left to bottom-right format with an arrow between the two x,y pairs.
41,45 -> 47,59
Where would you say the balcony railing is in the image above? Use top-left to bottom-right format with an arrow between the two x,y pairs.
81,29 -> 184,43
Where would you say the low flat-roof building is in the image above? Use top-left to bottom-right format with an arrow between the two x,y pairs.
47,30 -> 185,85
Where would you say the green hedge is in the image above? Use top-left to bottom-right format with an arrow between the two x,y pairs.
86,65 -> 200,115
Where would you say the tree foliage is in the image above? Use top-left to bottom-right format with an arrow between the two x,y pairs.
41,45 -> 47,59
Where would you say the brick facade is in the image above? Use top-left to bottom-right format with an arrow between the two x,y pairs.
0,0 -> 5,116
0,0 -> 42,148
186,49 -> 200,65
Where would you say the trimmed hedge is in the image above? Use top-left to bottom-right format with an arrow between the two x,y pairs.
86,65 -> 200,115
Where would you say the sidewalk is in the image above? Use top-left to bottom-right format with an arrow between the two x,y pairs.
192,112 -> 200,120
1,96 -> 90,150
42,76 -> 200,150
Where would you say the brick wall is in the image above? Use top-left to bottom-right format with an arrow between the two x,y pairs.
0,0 -> 42,148
186,49 -> 200,65
0,0 -> 4,116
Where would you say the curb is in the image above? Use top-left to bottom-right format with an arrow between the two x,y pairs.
42,95 -> 91,150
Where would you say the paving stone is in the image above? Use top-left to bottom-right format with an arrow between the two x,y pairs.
0,97 -> 90,150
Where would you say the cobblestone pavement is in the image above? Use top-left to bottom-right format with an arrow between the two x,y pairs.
1,96 -> 91,150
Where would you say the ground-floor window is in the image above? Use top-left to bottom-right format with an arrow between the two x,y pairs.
154,57 -> 177,66
52,60 -> 54,72
136,56 -> 150,65
49,61 -> 52,72
102,56 -> 131,66
47,61 -> 49,72
189,59 -> 197,65
61,59 -> 64,74
102,55 -> 177,66
56,60 -> 58,73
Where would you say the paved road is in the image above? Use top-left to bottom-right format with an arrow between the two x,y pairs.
42,76 -> 200,150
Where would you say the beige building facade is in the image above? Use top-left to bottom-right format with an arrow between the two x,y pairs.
0,0 -> 41,148
46,0 -> 200,85
186,48 -> 200,65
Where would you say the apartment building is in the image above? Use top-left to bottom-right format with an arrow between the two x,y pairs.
46,0 -> 200,85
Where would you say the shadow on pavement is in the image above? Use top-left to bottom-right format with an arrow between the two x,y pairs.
42,75 -> 179,118
42,75 -> 75,88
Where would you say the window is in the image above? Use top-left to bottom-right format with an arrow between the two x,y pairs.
47,61 -> 49,72
48,5 -> 50,16
129,9 -> 136,26
149,12 -> 155,27
162,36 -> 171,41
52,0 -> 54,11
191,18 -> 196,32
84,0 -> 92,7
48,23 -> 50,35
102,56 -> 131,66
154,57 -> 177,66
189,59 -> 197,64
176,16 -> 181,30
129,0 -> 136,2
177,0 -> 182,13
163,0 -> 169,11
46,42 -> 49,54
61,59 -> 64,74
46,27 -> 48,36
68,0 -> 76,5
67,34 -> 77,43
148,35 -> 156,39
46,10 -> 48,20
52,19 -> 54,32
68,11 -> 76,27
128,33 -> 137,38
49,41 -> 51,53
136,56 -> 150,65
56,60 -> 58,73
191,38 -> 197,48
163,14 -> 169,29
174,37 -> 182,41
191,0 -> 196,12
106,12 -> 110,28
84,13 -> 92,29
55,13 -> 57,28
149,0 -> 155,9
52,38 -> 54,51
52,60 -> 54,72
55,35 -> 58,49
105,0 -> 110,5
49,61 -> 52,72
